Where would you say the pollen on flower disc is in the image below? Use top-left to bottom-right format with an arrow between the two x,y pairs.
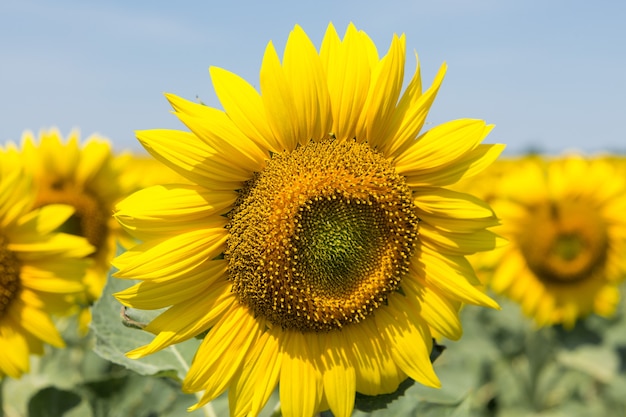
226,138 -> 419,332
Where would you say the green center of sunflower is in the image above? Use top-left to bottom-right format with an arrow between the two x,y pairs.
35,180 -> 108,253
520,201 -> 608,284
0,236 -> 22,318
226,138 -> 419,332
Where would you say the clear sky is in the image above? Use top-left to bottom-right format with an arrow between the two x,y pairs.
1,0 -> 624,155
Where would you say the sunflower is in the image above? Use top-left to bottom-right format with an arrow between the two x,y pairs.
0,151 -> 93,378
468,155 -> 626,328
15,129 -> 134,331
113,23 -> 504,416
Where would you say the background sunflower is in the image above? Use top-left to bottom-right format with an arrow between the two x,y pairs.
463,155 -> 626,328
13,128 -> 137,332
0,150 -> 93,378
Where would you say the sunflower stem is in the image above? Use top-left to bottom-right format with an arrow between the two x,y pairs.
168,345 -> 216,417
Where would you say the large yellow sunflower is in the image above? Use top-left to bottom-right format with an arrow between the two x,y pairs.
468,155 -> 626,328
113,23 -> 504,416
15,129 -> 134,331
0,151 -> 93,378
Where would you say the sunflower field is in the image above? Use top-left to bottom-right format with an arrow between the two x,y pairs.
2,23 -> 626,417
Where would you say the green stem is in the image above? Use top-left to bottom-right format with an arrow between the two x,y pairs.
169,345 -> 216,417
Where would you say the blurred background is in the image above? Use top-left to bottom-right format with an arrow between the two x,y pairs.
1,0 -> 625,155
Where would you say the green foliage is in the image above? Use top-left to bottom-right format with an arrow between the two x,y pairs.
423,293 -> 626,417
345,286 -> 626,417
5,268 -> 626,416
90,273 -> 201,381
1,271 -> 202,417
2,330 -> 199,417
27,387 -> 81,417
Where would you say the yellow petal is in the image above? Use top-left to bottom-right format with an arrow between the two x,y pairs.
260,41 -> 299,151
15,204 -> 75,235
0,169 -> 33,229
115,260 -> 227,309
9,233 -> 94,260
395,119 -> 492,175
210,66 -> 280,152
228,327 -> 283,417
165,93 -> 268,172
418,211 -> 500,234
402,275 -> 463,341
385,61 -> 447,157
124,281 -> 234,357
8,298 -> 64,348
114,184 -> 235,240
375,297 -> 440,388
112,227 -> 227,280
75,138 -> 112,186
20,263 -> 85,293
490,250 -> 526,293
343,319 -> 406,395
136,129 -> 248,189
414,247 -> 499,308
320,331 -> 356,417
0,319 -> 30,378
406,143 -> 505,188
420,221 -> 502,255
184,305 -> 261,396
415,187 -> 495,219
356,34 -> 406,147
320,23 -> 372,142
283,25 -> 332,143
279,331 -> 323,417
414,187 -> 500,234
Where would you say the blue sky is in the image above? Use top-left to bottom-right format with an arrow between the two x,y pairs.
1,0 -> 624,155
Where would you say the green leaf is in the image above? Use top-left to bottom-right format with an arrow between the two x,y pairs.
2,335 -> 111,416
27,386 -> 82,417
90,270 -> 201,381
557,345 -> 619,383
414,394 -> 472,417
79,372 -> 197,417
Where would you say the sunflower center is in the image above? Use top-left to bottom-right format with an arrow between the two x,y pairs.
0,236 -> 22,318
520,201 -> 608,284
35,180 -> 108,253
295,198 -> 390,293
226,139 -> 419,332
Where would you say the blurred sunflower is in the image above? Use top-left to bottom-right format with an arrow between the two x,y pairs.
0,152 -> 93,378
113,23 -> 503,417
470,155 -> 626,328
14,129 -> 134,331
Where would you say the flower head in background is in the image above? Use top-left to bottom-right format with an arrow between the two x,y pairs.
113,23 -> 503,417
0,151 -> 93,378
468,156 -> 626,328
14,129 -> 134,331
